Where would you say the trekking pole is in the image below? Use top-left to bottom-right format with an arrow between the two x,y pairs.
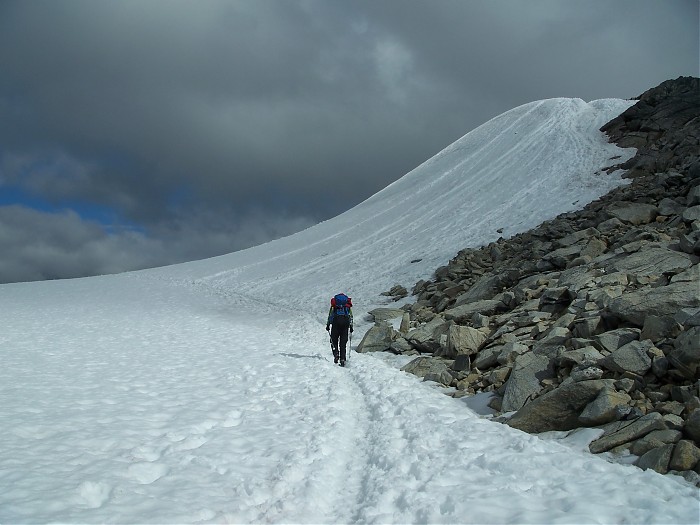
348,328 -> 352,361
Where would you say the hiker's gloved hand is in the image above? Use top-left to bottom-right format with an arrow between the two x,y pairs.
350,326 -> 354,333
325,325 -> 330,331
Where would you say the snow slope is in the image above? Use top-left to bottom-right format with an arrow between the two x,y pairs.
2,98 -> 698,524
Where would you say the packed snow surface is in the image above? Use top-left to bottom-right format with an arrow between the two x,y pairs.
2,98 -> 698,524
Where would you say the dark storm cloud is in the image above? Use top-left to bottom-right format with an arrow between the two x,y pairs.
0,0 -> 697,283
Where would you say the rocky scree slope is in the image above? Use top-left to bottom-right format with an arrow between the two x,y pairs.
357,77 -> 700,483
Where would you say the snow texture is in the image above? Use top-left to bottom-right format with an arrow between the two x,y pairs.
2,98 -> 698,524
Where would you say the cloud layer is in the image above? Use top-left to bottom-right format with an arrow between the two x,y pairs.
0,0 -> 697,283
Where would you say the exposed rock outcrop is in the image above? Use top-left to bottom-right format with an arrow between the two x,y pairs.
361,77 -> 700,483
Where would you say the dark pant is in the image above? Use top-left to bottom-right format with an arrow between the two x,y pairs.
330,315 -> 350,361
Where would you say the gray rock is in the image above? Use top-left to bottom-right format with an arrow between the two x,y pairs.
636,444 -> 674,474
670,440 -> 700,471
572,316 -> 604,338
368,308 -> 406,322
446,325 -> 488,358
578,388 -> 632,426
473,345 -> 502,370
601,340 -> 653,375
471,313 -> 491,329
667,326 -> 700,379
604,247 -> 693,279
630,430 -> 683,456
452,354 -> 471,372
497,342 -> 530,365
406,317 -> 448,353
424,367 -> 454,386
684,409 -> 700,443
593,328 -> 640,352
488,366 -> 511,385
558,347 -> 605,367
687,185 -> 700,207
401,356 -> 447,381
570,366 -> 605,382
501,353 -> 556,413
557,228 -> 601,247
598,217 -> 624,232
356,323 -> 396,353
507,379 -> 611,433
581,238 -> 608,259
443,299 -> 504,323
456,274 -> 503,304
382,285 -> 409,299
658,197 -> 684,216
683,205 -> 700,222
607,281 -> 700,326
641,315 -> 682,342
607,202 -> 659,225
389,337 -> 414,354
662,414 -> 685,431
542,246 -> 582,269
589,412 -> 667,454
537,326 -> 571,346
400,313 -> 411,333
538,287 -> 575,313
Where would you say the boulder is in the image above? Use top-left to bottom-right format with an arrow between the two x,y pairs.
600,340 -> 653,376
630,430 -> 683,456
558,347 -> 605,367
604,247 -> 693,279
688,185 -> 700,207
401,356 -> 449,383
570,365 -> 604,382
400,313 -> 411,333
572,316 -> 604,338
446,325 -> 488,357
356,323 -> 396,353
473,345 -> 502,370
538,287 -> 574,313
455,273 -> 503,304
368,308 -> 406,322
641,315 -> 682,342
507,379 -> 611,433
607,202 -> 658,225
443,299 -> 505,322
578,388 -> 632,426
667,327 -> 700,379
669,440 -> 700,471
389,337 -> 414,354
607,281 -> 700,327
683,206 -> 700,222
684,409 -> 700,443
406,317 -> 448,353
501,353 -> 555,413
452,354 -> 471,372
593,328 -> 640,353
589,412 -> 667,453
636,444 -> 674,474
497,342 -> 530,365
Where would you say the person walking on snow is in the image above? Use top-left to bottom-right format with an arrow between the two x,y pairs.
326,293 -> 353,366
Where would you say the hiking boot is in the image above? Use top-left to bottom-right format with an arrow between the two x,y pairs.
334,354 -> 339,364
340,360 -> 346,367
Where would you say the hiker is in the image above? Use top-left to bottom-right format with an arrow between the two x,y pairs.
326,293 -> 353,366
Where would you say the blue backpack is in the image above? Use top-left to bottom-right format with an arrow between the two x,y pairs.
331,293 -> 352,316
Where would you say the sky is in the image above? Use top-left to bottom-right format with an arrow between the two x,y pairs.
0,0 -> 698,284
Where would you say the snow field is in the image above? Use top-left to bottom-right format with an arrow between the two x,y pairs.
1,97 -> 699,524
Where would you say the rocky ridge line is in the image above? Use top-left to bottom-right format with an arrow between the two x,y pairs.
357,77 -> 700,483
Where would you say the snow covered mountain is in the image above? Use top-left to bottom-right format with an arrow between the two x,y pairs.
2,97 -> 698,524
